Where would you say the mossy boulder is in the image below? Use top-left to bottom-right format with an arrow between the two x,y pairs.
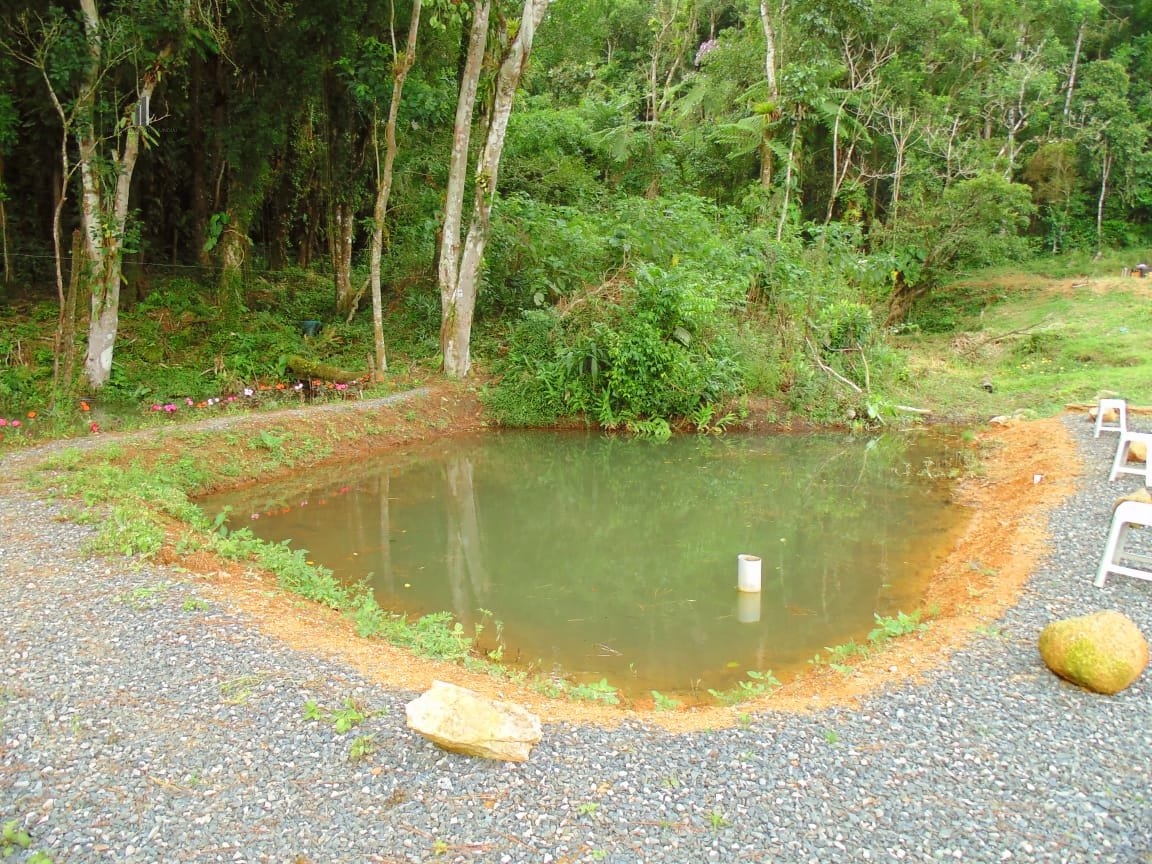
1038,610 -> 1149,695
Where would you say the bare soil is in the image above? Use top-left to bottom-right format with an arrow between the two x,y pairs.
138,381 -> 1083,733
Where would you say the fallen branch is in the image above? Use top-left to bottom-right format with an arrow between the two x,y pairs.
807,337 -> 863,395
894,405 -> 932,415
959,320 -> 1049,356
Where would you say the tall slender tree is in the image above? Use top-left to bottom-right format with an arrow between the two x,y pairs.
438,0 -> 551,378
9,1 -> 209,390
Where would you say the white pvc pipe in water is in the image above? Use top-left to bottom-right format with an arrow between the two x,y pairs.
737,553 -> 762,593
736,591 -> 761,623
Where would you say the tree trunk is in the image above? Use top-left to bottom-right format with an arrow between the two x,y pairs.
369,0 -> 424,381
75,0 -> 170,390
441,0 -> 551,378
758,0 -> 783,190
0,152 -> 9,291
60,230 -> 82,398
217,204 -> 252,316
331,201 -> 356,317
437,0 -> 493,377
775,115 -> 800,241
1096,145 -> 1111,253
1063,18 -> 1086,124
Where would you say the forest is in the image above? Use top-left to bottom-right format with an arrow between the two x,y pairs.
0,0 -> 1150,432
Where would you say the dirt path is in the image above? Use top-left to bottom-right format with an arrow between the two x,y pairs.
2,386 -> 1086,730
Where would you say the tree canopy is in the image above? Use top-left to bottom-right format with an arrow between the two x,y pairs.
1,0 -> 1149,421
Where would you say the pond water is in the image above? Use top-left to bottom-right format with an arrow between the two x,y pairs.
201,430 -> 969,702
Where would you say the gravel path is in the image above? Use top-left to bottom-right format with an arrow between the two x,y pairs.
1,415 -> 1151,863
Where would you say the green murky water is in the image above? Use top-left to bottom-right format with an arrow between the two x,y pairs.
201,430 -> 968,699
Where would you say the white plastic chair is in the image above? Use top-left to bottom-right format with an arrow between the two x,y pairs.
1095,500 -> 1152,587
1094,398 -> 1128,437
1108,431 -> 1152,486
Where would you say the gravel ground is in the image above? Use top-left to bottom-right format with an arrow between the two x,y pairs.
1,415 -> 1151,864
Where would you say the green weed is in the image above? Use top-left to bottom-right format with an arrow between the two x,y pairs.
118,582 -> 169,610
303,697 -> 376,734
1,820 -> 53,861
868,610 -> 929,645
651,690 -> 682,712
707,669 -> 780,706
577,801 -> 600,817
707,810 -> 730,831
566,678 -> 620,705
348,734 -> 378,763
219,673 -> 267,705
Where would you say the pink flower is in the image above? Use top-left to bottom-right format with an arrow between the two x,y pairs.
185,398 -> 194,406
11,420 -> 20,428
0,419 -> 7,427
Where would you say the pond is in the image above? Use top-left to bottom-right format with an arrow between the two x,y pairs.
201,429 -> 970,703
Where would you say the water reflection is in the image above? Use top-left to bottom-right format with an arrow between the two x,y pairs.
203,430 -> 968,698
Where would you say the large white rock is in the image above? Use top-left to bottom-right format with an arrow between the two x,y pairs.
405,681 -> 542,762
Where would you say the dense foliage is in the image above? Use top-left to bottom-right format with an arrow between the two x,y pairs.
1,0 -> 1150,427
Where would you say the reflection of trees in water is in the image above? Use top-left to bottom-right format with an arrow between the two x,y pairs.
444,453 -> 490,628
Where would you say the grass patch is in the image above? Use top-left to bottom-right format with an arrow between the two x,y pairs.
895,274 -> 1152,417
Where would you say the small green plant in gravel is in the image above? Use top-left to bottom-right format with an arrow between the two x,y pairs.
348,733 -> 378,763
303,697 -> 375,733
1,820 -> 53,862
219,673 -> 267,705
119,582 -> 169,610
577,801 -> 600,817
181,596 -> 210,612
823,728 -> 841,745
707,810 -> 730,831
1,820 -> 31,856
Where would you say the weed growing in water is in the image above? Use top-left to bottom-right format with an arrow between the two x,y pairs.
707,669 -> 780,706
651,690 -> 682,712
566,678 -> 620,705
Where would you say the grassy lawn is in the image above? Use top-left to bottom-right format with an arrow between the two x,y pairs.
892,268 -> 1152,420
